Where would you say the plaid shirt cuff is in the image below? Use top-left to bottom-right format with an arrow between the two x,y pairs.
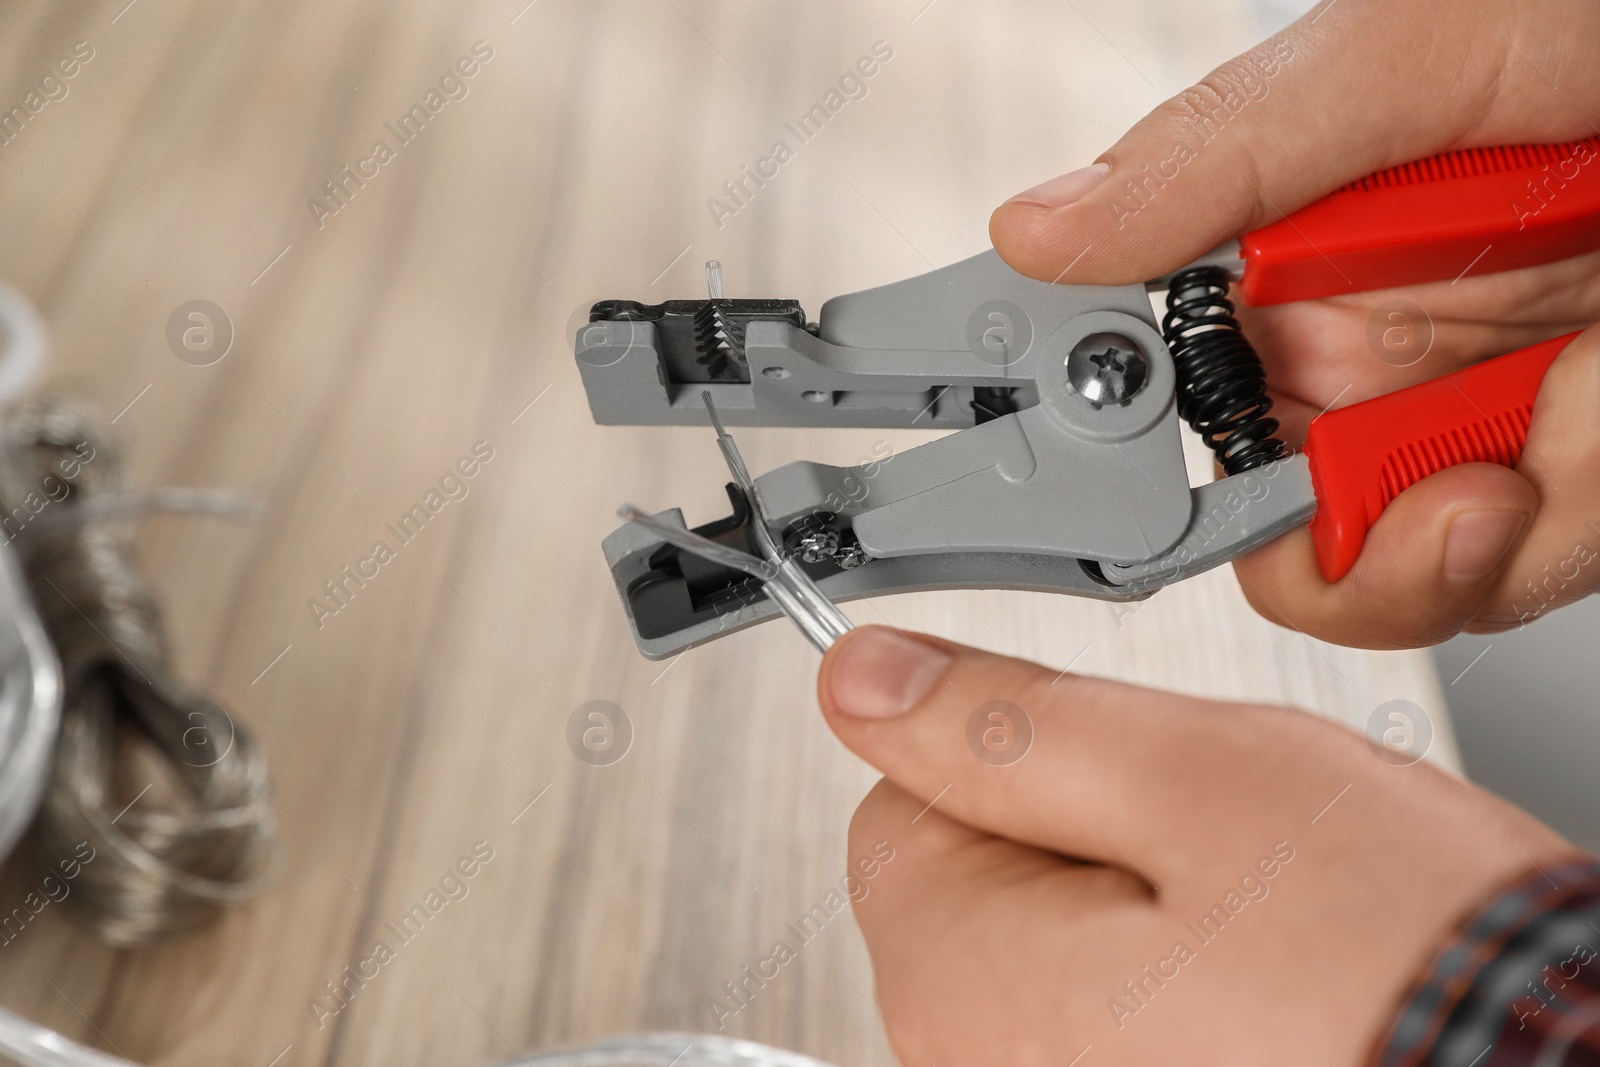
1371,858 -> 1600,1067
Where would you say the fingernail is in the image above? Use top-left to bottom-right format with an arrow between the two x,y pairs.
1006,162 -> 1112,209
1444,510 -> 1528,586
827,627 -> 952,719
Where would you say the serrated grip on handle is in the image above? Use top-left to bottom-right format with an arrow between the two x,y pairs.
1303,332 -> 1580,582
1238,139 -> 1600,305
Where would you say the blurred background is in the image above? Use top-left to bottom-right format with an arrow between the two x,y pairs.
1437,597 -> 1600,851
0,1 -> 1591,1066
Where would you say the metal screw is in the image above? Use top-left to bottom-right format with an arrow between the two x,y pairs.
793,527 -> 841,564
835,543 -> 870,569
1065,332 -> 1148,408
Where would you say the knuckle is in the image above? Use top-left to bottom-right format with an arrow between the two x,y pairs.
1154,80 -> 1231,136
1160,55 -> 1269,131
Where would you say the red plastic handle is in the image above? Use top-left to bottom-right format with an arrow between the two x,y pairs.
1302,332 -> 1578,582
1238,139 -> 1600,306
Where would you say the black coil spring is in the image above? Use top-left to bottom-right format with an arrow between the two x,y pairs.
1161,266 -> 1289,475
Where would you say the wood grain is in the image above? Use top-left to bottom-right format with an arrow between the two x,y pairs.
0,2 -> 1449,1065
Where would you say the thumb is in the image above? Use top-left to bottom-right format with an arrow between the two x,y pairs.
814,625 -> 1357,884
988,10 -> 1500,286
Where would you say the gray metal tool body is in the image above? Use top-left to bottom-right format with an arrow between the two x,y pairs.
577,251 -> 1316,659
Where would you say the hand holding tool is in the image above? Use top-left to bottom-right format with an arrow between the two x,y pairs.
579,139 -> 1600,658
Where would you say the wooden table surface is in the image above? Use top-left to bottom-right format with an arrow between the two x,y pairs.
0,2 -> 1453,1065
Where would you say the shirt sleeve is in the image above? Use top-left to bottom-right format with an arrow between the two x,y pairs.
1369,857 -> 1600,1067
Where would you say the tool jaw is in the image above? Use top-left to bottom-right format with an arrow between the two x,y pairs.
599,459 -> 1318,660
600,503 -> 1159,661
577,249 -> 1161,429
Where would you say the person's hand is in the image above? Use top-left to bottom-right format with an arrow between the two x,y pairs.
988,0 -> 1600,649
819,627 -> 1576,1066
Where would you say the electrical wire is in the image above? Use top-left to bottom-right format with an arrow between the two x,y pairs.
616,391 -> 854,654
0,289 -> 275,944
0,398 -> 277,945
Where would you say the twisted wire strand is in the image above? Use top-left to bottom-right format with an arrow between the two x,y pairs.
0,399 -> 277,945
